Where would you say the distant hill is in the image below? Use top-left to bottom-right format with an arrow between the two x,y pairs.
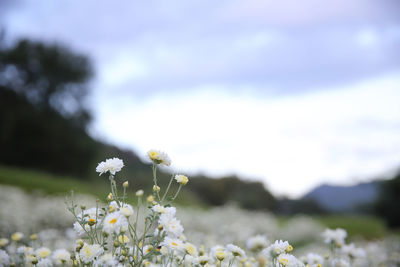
301,181 -> 380,212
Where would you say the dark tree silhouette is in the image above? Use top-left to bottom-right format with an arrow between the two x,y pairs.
0,39 -> 93,128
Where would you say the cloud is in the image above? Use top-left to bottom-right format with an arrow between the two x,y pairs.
3,0 -> 400,96
93,72 -> 400,197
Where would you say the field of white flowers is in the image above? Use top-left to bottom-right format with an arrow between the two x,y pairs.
0,150 -> 399,267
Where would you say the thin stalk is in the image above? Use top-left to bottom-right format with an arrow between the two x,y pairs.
161,174 -> 175,203
172,185 -> 183,200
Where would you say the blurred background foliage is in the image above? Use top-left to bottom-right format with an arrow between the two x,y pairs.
0,37 -> 399,231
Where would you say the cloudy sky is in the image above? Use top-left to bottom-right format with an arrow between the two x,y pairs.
2,0 -> 400,197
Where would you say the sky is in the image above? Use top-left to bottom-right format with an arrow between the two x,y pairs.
1,0 -> 400,197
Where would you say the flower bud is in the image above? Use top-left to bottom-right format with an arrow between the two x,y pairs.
123,181 -> 129,188
30,234 -> 37,241
107,193 -> 113,201
153,185 -> 160,192
147,195 -> 154,203
216,251 -> 226,261
136,190 -> 144,197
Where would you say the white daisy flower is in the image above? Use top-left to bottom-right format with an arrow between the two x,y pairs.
103,212 -> 128,234
210,246 -> 229,262
270,240 -> 292,256
0,249 -> 10,267
120,204 -> 134,217
17,246 -> 34,255
152,204 -> 167,214
185,242 -> 198,256
322,228 -> 347,247
226,244 -> 245,258
246,235 -> 269,251
331,258 -> 350,267
159,215 -> 184,238
0,239 -> 8,247
11,232 -> 24,242
95,253 -> 118,267
79,243 -> 103,263
174,174 -> 189,185
96,158 -> 124,175
340,243 -> 366,259
35,247 -> 51,259
37,258 -> 53,267
52,249 -> 71,265
147,150 -> 171,166
161,237 -> 185,253
277,253 -> 304,267
300,253 -> 324,266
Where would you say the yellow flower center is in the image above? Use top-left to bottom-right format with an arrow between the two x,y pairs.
149,151 -> 159,160
278,258 -> 289,266
172,242 -> 178,247
109,218 -> 117,224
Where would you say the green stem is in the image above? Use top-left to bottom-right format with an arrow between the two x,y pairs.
152,164 -> 162,202
172,185 -> 182,200
161,174 -> 175,203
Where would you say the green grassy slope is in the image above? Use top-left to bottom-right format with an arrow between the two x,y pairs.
0,165 -> 204,206
0,165 -> 109,197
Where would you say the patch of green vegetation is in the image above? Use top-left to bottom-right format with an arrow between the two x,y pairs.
315,215 -> 387,240
0,165 -> 205,207
0,165 -> 109,198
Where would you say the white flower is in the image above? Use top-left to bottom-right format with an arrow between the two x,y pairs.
17,246 -> 34,255
37,258 -> 53,267
161,237 -> 185,253
159,215 -> 184,238
246,235 -> 269,251
270,240 -> 292,255
226,244 -> 245,258
119,204 -> 134,217
36,247 -> 51,259
103,212 -> 128,234
96,158 -> 124,175
322,228 -> 347,246
108,200 -> 118,211
11,232 -> 24,242
147,149 -> 171,166
0,249 -> 10,267
79,243 -> 103,263
198,255 -> 209,265
95,253 -> 118,267
331,258 -> 350,267
175,174 -> 189,185
0,239 -> 8,247
152,204 -> 167,214
52,249 -> 71,265
185,242 -> 198,256
300,253 -> 324,266
340,243 -> 366,258
210,245 -> 228,262
277,253 -> 304,267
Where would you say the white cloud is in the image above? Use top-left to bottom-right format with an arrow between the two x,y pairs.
93,73 -> 400,197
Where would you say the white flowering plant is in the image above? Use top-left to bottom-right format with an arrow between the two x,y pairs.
0,149 -> 397,267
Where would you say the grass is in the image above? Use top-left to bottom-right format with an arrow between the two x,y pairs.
0,165 -> 110,198
0,165 -> 204,206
